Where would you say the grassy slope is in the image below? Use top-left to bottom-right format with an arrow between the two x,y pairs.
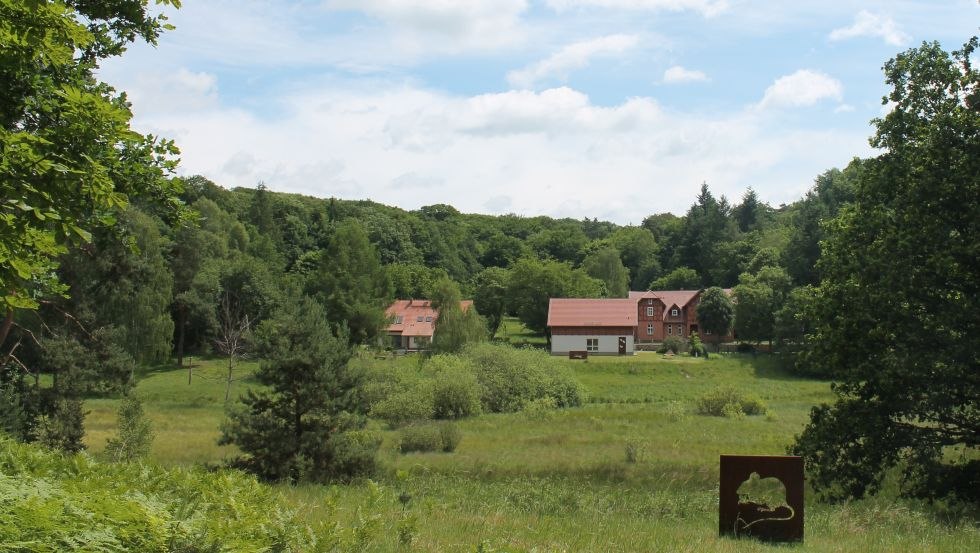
84,353 -> 978,552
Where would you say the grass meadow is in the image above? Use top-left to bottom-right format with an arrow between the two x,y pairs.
84,351 -> 979,552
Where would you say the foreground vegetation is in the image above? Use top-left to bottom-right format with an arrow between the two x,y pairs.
76,352 -> 978,552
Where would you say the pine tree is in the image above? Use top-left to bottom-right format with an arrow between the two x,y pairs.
220,298 -> 380,482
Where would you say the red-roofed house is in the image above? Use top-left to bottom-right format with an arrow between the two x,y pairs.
547,298 -> 637,355
546,289 -> 735,355
385,299 -> 474,351
630,289 -> 734,344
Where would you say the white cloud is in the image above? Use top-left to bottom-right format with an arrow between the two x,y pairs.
120,70 -> 870,223
829,10 -> 909,47
663,65 -> 709,84
758,70 -> 843,109
507,34 -> 640,88
545,0 -> 729,17
326,0 -> 529,53
121,69 -> 218,115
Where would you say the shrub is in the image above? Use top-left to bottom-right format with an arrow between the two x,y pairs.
663,401 -> 687,422
438,422 -> 462,452
371,385 -> 434,427
688,334 -> 707,358
428,355 -> 483,419
695,387 -> 768,418
398,422 -> 460,453
522,396 -> 557,420
464,343 -> 585,413
104,394 -> 154,462
661,336 -> 685,354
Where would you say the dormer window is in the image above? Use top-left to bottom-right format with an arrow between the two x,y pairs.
395,316 -> 403,324
671,308 -> 679,317
646,306 -> 654,317
425,316 -> 432,322
416,316 -> 424,322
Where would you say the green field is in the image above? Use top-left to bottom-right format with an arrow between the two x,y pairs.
85,352 -> 978,552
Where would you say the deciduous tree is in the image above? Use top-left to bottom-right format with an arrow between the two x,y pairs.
792,38 -> 979,503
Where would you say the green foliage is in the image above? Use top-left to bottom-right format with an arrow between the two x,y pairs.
307,220 -> 392,345
104,394 -> 153,462
581,246 -> 630,297
220,297 -> 379,482
793,38 -> 980,505
695,387 -> 767,418
658,336 -> 684,354
397,421 -> 461,453
0,0 -> 183,318
464,343 -> 586,413
0,435 -> 347,551
429,355 -> 483,420
733,280 -> 772,344
471,267 -> 510,337
371,385 -> 434,427
507,257 -> 604,333
687,334 -> 707,358
696,287 -> 734,345
649,266 -> 700,291
431,277 -> 486,354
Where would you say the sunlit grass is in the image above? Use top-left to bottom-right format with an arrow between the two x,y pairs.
84,350 -> 978,552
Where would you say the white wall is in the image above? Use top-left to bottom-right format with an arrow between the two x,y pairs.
551,334 -> 634,355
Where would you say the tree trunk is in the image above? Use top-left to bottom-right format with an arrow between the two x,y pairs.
0,308 -> 13,356
176,305 -> 186,368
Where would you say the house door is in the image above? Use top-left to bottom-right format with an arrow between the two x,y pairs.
618,337 -> 627,355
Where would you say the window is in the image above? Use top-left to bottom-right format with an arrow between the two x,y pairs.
425,316 -> 432,322
705,328 -> 712,335
416,316 -> 424,322
646,306 -> 654,317
394,316 -> 403,324
667,325 -> 672,335
677,325 -> 684,336
647,299 -> 654,305
586,338 -> 599,352
647,324 -> 654,335
671,308 -> 679,317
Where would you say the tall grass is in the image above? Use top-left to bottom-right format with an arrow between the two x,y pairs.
78,352 -> 978,552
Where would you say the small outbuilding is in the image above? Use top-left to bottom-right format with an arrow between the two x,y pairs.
547,298 -> 637,356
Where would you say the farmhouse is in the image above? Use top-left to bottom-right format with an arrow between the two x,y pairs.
630,289 -> 734,344
547,298 -> 637,356
384,299 -> 473,351
547,289 -> 735,355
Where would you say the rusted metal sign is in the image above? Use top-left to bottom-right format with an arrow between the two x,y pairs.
719,455 -> 804,542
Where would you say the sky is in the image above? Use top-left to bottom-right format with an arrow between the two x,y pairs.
99,0 -> 979,224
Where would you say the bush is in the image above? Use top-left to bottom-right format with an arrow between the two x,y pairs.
464,343 -> 585,413
104,394 -> 153,462
428,355 -> 483,419
371,385 -> 434,427
688,334 -> 707,358
397,422 -> 460,453
438,422 -> 462,452
695,387 -> 768,418
661,336 -> 685,354
522,396 -> 557,420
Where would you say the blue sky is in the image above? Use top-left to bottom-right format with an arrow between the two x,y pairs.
100,0 -> 979,224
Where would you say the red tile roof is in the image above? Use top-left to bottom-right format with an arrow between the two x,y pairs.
629,288 -> 732,309
547,298 -> 637,327
385,299 -> 473,338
